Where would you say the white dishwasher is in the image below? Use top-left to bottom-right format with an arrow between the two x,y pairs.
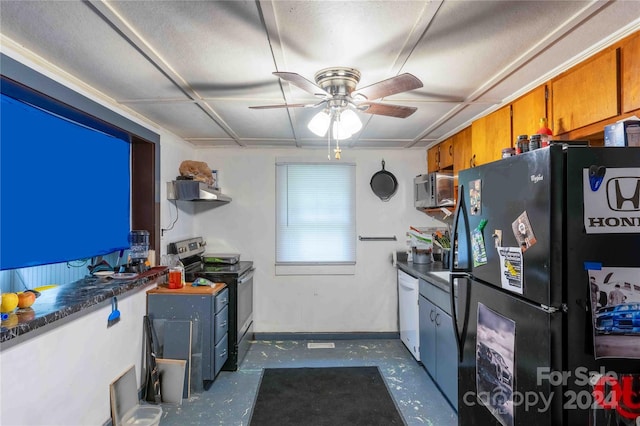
397,269 -> 420,361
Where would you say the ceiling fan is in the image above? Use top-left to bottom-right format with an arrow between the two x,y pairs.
249,67 -> 423,119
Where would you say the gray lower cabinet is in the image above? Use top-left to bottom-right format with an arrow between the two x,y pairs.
147,287 -> 229,385
418,278 -> 458,410
213,292 -> 229,377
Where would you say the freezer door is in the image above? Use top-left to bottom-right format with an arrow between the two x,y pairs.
457,146 -> 564,307
456,277 -> 563,425
563,147 -> 640,425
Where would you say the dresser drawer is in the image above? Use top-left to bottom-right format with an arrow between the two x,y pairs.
215,288 -> 229,313
214,333 -> 228,377
214,305 -> 229,345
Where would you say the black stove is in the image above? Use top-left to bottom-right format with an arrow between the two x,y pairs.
167,237 -> 254,371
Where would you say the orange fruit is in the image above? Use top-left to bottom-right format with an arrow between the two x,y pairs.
18,292 -> 36,309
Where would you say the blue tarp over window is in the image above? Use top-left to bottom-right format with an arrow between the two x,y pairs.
0,93 -> 130,270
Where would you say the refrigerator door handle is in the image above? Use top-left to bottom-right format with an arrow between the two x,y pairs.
449,272 -> 468,363
450,183 -> 471,273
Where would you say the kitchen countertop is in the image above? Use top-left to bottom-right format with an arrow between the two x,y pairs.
0,266 -> 168,346
147,281 -> 227,295
397,260 -> 452,294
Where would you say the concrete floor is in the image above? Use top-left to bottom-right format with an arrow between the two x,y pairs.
158,339 -> 458,426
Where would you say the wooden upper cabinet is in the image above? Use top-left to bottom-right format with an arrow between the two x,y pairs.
621,31 -> 640,113
472,105 -> 511,166
552,49 -> 619,134
427,145 -> 439,172
452,126 -> 472,182
439,138 -> 454,169
471,115 -> 486,168
427,137 -> 454,171
512,85 -> 548,139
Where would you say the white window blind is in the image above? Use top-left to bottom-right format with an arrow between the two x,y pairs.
276,162 -> 356,269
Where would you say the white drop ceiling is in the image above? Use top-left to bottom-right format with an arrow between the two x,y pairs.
1,1 -> 639,149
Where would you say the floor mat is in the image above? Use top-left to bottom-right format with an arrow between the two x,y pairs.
249,366 -> 406,425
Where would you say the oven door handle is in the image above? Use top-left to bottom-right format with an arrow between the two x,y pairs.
238,268 -> 255,284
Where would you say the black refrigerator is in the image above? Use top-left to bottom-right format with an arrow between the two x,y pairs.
450,145 -> 640,426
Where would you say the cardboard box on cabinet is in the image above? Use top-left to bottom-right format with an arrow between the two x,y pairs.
604,119 -> 640,147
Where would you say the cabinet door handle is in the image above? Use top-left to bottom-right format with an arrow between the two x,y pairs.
220,321 -> 227,327
430,309 -> 435,322
435,313 -> 441,326
449,144 -> 453,156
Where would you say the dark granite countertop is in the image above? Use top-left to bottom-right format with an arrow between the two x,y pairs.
397,260 -> 451,293
0,266 -> 168,346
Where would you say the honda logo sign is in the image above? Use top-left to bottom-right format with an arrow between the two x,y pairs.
584,168 -> 640,234
607,177 -> 640,211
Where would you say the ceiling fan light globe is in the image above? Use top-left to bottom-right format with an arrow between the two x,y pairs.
331,122 -> 355,140
340,109 -> 362,135
308,110 -> 330,137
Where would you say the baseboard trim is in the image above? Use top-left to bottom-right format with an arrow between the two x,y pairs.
253,332 -> 400,341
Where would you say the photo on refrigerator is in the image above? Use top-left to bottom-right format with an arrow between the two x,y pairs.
476,303 -> 516,426
588,267 -> 640,359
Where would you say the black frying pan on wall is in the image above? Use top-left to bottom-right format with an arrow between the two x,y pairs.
370,159 -> 398,201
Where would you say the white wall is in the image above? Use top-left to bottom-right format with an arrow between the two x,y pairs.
192,148 -> 444,333
0,287 -> 152,426
158,133 -> 197,252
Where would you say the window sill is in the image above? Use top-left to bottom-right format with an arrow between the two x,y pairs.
275,263 -> 356,276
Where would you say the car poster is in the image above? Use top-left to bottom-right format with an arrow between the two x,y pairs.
588,266 -> 640,359
476,303 -> 516,426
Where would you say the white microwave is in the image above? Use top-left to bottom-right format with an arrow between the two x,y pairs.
414,172 -> 455,208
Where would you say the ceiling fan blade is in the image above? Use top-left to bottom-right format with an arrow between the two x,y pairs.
249,103 -> 311,110
352,73 -> 423,101
273,72 -> 330,97
358,102 -> 417,118
249,100 -> 326,110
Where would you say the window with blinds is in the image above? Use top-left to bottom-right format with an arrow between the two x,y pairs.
275,161 -> 356,275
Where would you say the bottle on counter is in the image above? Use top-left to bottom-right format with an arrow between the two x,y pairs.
162,254 -> 185,289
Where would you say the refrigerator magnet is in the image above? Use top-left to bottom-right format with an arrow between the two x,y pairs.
497,247 -> 524,294
469,179 -> 482,215
493,230 -> 503,248
511,211 -> 537,252
471,227 -> 488,267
